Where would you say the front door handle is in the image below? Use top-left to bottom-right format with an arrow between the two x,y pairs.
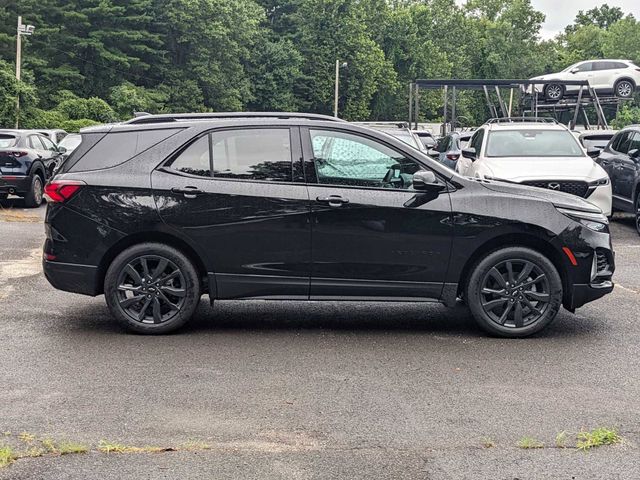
316,195 -> 349,208
171,186 -> 204,199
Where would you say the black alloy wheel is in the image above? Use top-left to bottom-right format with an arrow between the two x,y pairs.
635,194 -> 640,235
466,247 -> 562,337
105,243 -> 201,334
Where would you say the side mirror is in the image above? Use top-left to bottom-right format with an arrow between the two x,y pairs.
413,170 -> 443,191
586,146 -> 601,159
57,146 -> 67,154
570,68 -> 579,74
629,148 -> 640,159
462,147 -> 477,161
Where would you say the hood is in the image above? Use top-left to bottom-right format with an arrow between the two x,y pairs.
478,179 -> 601,213
479,156 -> 605,182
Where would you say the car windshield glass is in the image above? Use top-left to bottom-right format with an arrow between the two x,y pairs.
59,135 -> 82,150
486,130 -> 584,157
0,135 -> 16,148
383,130 -> 420,149
562,62 -> 579,72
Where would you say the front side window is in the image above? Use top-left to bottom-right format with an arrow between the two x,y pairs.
575,62 -> 593,73
485,130 -> 583,157
628,132 -> 640,154
614,132 -> 634,154
310,129 -> 421,189
169,129 -> 293,182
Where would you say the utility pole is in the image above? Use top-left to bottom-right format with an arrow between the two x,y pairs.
15,16 -> 35,129
333,60 -> 347,118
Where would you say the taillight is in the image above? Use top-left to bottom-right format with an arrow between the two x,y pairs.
5,151 -> 28,157
44,180 -> 85,203
446,153 -> 460,161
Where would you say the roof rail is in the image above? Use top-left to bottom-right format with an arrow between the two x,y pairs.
485,117 -> 559,124
124,112 -> 344,125
354,121 -> 410,129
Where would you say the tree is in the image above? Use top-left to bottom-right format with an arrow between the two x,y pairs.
603,17 -> 640,64
566,4 -> 625,33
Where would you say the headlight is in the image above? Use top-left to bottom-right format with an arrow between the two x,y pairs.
556,207 -> 608,232
588,177 -> 610,186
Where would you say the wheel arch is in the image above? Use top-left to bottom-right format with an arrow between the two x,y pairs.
457,233 -> 569,303
615,76 -> 636,89
29,161 -> 46,182
96,231 -> 209,295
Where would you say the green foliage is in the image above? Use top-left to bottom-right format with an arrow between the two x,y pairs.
58,119 -> 101,133
517,436 -> 544,449
576,427 -> 622,451
0,1 -> 639,126
612,105 -> 640,129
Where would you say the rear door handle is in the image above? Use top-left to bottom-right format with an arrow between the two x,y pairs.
171,186 -> 204,198
316,195 -> 349,208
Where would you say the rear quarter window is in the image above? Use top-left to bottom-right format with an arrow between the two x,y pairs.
67,128 -> 182,172
0,135 -> 16,148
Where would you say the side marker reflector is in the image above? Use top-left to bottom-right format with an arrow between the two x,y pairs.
562,247 -> 578,266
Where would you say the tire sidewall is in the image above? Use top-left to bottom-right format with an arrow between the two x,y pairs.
545,84 -> 563,101
104,243 -> 201,334
615,80 -> 634,99
24,175 -> 43,208
466,247 -> 563,338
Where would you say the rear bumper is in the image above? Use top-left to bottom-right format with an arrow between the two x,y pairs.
43,259 -> 101,296
0,175 -> 30,195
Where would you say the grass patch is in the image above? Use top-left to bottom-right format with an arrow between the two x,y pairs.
480,437 -> 495,448
181,441 -> 212,451
518,437 -> 544,449
57,441 -> 89,455
577,427 -> 622,451
98,441 -> 171,454
18,432 -> 36,443
0,446 -> 15,468
555,431 -> 568,448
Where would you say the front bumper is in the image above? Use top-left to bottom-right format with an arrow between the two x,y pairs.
43,258 -> 101,296
566,281 -> 614,310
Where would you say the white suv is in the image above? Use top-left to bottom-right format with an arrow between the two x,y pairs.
530,59 -> 640,101
456,119 -> 612,215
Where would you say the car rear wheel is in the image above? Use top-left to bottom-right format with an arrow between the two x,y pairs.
104,243 -> 201,334
615,79 -> 634,99
635,194 -> 640,235
465,247 -> 563,338
544,83 -> 564,102
23,175 -> 43,208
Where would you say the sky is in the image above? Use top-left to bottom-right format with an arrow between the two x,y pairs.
456,0 -> 640,40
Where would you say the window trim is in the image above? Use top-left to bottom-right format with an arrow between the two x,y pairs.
300,126 -> 449,193
164,126 -> 301,185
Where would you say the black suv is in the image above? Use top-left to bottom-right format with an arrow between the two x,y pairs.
0,130 -> 65,207
43,112 -> 614,337
596,126 -> 640,233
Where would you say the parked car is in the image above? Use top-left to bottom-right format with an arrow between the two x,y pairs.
0,129 -> 65,206
42,112 -> 614,338
595,126 -> 640,233
354,122 -> 425,151
456,118 -> 612,216
413,130 -> 437,149
431,130 -> 475,169
36,129 -> 67,145
57,133 -> 82,159
574,130 -> 617,152
530,59 -> 640,101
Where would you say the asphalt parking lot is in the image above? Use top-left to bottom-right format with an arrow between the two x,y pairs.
1,199 -> 639,479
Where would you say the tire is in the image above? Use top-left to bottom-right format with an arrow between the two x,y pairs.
614,79 -> 634,99
465,247 -> 563,338
23,175 -> 44,208
544,83 -> 564,102
104,243 -> 201,334
0,192 -> 7,203
635,193 -> 640,236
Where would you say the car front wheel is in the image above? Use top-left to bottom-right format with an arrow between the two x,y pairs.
104,243 -> 201,334
465,247 -> 563,338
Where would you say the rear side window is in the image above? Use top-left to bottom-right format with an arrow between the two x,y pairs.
614,131 -> 634,154
68,128 -> 182,172
39,135 -> 57,152
168,128 -> 293,182
28,135 -> 44,149
0,135 -> 16,148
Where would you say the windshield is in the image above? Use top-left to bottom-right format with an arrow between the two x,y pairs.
0,134 -> 17,148
59,135 -> 82,151
486,129 -> 584,157
384,130 -> 421,149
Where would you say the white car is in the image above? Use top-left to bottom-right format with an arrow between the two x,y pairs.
530,59 -> 640,101
457,119 -> 612,216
